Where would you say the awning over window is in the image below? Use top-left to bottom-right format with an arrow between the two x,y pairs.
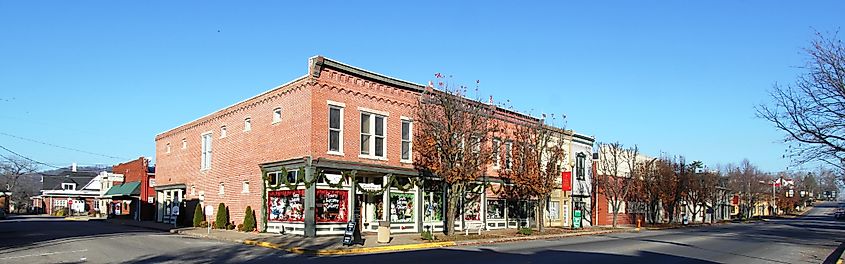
104,181 -> 141,197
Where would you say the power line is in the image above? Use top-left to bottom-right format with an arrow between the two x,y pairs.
0,131 -> 128,160
0,145 -> 63,169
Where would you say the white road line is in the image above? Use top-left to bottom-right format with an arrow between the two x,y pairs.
0,249 -> 89,260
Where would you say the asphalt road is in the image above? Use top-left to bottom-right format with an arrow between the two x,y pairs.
1,201 -> 843,264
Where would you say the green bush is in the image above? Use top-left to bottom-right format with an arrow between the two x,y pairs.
518,227 -> 533,236
242,206 -> 256,232
199,220 -> 209,228
420,231 -> 435,240
226,222 -> 235,230
214,203 -> 228,229
193,205 -> 204,227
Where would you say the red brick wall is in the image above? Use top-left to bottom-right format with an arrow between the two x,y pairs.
113,157 -> 156,220
154,57 -> 539,227
594,184 -> 638,226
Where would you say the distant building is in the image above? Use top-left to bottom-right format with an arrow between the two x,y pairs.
33,168 -> 100,215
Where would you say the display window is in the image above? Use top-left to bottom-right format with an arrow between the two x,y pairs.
316,189 -> 348,223
390,192 -> 415,223
268,190 -> 305,222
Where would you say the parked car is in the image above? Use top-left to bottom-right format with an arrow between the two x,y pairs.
834,208 -> 845,220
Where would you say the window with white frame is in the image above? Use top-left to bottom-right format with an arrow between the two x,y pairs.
62,183 -> 76,190
191,185 -> 196,195
220,125 -> 227,138
181,138 -> 187,149
272,107 -> 282,123
492,139 -> 501,167
243,118 -> 252,131
242,180 -> 249,193
218,182 -> 224,195
504,141 -> 513,169
401,119 -> 412,161
576,153 -> 586,180
166,143 -> 171,153
360,112 -> 386,158
328,105 -> 343,153
201,133 -> 213,170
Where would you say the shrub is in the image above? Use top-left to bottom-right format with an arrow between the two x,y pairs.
420,231 -> 435,240
199,220 -> 209,228
237,223 -> 244,231
242,206 -> 256,232
193,205 -> 204,227
226,222 -> 236,230
214,203 -> 228,229
518,227 -> 533,236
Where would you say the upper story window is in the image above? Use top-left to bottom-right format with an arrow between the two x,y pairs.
243,118 -> 252,131
201,133 -> 213,170
166,143 -> 171,154
576,153 -> 586,180
360,112 -> 386,158
504,141 -> 513,170
181,138 -> 187,149
62,183 -> 76,190
218,182 -> 224,195
272,108 -> 282,123
220,126 -> 227,138
401,119 -> 412,162
242,180 -> 250,193
328,104 -> 344,154
492,139 -> 501,168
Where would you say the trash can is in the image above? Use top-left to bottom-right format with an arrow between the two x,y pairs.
377,220 -> 391,244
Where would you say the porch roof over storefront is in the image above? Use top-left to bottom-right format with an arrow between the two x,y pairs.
104,181 -> 141,197
153,183 -> 186,191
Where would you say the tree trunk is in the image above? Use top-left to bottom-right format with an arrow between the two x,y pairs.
610,201 -> 619,228
444,186 -> 462,236
536,197 -> 547,233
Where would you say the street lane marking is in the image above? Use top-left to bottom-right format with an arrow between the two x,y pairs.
0,249 -> 89,260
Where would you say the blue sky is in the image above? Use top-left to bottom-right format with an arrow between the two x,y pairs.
0,1 -> 842,172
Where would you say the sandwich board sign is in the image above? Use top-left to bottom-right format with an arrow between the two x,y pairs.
342,220 -> 357,246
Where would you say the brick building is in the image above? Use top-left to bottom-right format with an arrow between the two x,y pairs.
106,157 -> 156,220
154,56 -> 568,236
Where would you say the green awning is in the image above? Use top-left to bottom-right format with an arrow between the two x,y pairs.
105,181 -> 141,197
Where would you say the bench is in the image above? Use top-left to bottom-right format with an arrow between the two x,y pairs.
464,222 -> 484,235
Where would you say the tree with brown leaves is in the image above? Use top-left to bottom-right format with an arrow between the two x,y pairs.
414,76 -> 500,236
499,116 -> 566,232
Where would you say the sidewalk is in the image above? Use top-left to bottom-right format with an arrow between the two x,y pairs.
173,226 -> 634,255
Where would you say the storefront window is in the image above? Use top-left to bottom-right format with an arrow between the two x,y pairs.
423,191 -> 442,222
268,190 -> 305,222
463,193 -> 481,221
548,201 -> 560,220
390,192 -> 414,222
316,189 -> 348,223
486,199 -> 505,220
508,200 -> 528,219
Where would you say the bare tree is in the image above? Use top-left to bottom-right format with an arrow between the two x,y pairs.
0,156 -> 40,213
635,157 -> 661,224
757,32 -> 845,179
658,156 -> 683,223
499,116 -> 566,232
596,142 -> 638,227
414,76 -> 500,236
727,159 -> 771,219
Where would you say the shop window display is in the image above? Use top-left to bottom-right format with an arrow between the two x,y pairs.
316,189 -> 348,223
463,193 -> 481,221
390,192 -> 414,222
268,190 -> 304,222
486,199 -> 505,220
423,191 -> 442,222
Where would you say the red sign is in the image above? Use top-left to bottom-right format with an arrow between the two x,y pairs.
731,195 -> 739,205
561,172 -> 572,192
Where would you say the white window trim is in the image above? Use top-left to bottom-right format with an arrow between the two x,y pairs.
166,143 -> 171,154
358,110 -> 388,161
62,183 -> 76,190
243,117 -> 252,132
504,141 -> 513,170
272,107 -> 282,124
220,125 -> 227,138
400,116 -> 413,163
218,182 -> 225,196
327,103 -> 344,156
181,138 -> 187,149
242,180 -> 250,193
357,107 -> 389,117
200,131 -> 213,171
